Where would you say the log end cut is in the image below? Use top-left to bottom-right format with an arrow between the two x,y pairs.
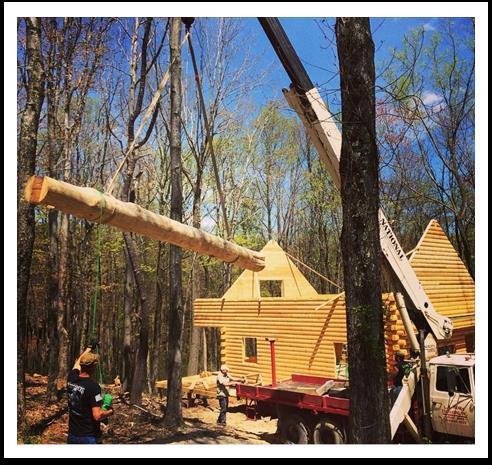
24,175 -> 48,204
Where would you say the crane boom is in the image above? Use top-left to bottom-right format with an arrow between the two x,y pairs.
259,18 -> 452,340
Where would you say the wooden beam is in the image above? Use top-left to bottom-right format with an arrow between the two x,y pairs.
24,176 -> 265,272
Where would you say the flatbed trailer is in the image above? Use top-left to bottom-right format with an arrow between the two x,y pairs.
237,374 -> 349,416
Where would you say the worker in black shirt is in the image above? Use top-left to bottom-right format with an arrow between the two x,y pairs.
67,346 -> 113,444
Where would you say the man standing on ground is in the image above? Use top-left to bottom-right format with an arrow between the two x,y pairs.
67,346 -> 113,444
216,364 -> 244,426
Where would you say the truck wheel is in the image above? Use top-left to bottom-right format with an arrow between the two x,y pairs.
280,413 -> 310,444
313,419 -> 345,444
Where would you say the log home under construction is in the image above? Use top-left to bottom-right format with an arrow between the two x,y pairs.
193,220 -> 475,384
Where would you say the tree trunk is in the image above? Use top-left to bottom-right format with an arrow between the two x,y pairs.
121,159 -> 137,393
45,17 -> 61,402
187,257 -> 202,375
55,211 -> 70,390
54,70 -> 74,390
126,233 -> 151,405
46,209 -> 59,402
120,18 -> 153,398
122,258 -> 134,393
46,94 -> 59,400
164,17 -> 184,427
151,241 -> 165,390
335,17 -> 391,444
187,165 -> 204,375
17,17 -> 44,434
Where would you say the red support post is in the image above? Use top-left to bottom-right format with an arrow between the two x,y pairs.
267,338 -> 277,387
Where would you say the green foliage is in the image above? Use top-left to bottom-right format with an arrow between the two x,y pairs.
102,232 -> 124,254
139,264 -> 156,274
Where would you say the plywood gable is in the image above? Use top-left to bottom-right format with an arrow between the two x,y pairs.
409,220 -> 475,330
223,240 -> 319,300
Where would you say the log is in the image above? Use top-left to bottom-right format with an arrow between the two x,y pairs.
25,176 -> 265,272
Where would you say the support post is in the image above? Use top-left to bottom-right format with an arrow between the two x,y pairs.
266,338 -> 277,387
202,328 -> 207,372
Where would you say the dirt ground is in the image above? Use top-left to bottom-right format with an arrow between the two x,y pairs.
21,374 -> 279,445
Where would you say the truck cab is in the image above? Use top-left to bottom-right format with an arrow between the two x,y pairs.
428,353 -> 475,439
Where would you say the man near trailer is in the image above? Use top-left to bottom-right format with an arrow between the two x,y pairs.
216,364 -> 244,426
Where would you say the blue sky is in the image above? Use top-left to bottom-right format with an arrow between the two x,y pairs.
17,16 -> 473,120
236,17 -> 473,110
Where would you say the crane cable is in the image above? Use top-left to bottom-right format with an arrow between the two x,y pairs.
285,250 -> 343,290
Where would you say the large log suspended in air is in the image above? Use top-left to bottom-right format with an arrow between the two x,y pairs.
24,176 -> 265,272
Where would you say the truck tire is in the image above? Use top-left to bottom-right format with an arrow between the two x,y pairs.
313,418 -> 345,444
280,413 -> 311,444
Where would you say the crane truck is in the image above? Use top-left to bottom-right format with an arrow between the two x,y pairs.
234,18 -> 475,444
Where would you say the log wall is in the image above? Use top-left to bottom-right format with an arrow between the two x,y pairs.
194,294 -> 402,384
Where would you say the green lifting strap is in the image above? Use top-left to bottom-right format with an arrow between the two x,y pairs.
90,191 -> 106,385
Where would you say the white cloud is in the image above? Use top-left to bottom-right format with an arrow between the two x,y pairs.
423,22 -> 436,32
421,91 -> 446,116
422,91 -> 443,106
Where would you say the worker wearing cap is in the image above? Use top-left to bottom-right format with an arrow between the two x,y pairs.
67,346 -> 113,444
216,364 -> 244,426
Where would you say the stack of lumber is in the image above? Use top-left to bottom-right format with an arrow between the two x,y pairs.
155,371 -> 263,400
155,371 -> 218,399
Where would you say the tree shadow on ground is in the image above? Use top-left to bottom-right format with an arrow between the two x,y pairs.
227,404 -> 246,414
257,431 -> 280,443
142,417 -> 279,445
143,428 -> 231,444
